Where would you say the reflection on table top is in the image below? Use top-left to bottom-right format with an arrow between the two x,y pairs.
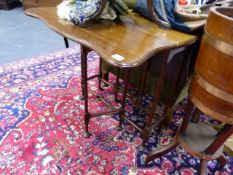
25,7 -> 197,68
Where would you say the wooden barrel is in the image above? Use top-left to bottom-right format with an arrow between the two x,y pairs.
190,7 -> 233,125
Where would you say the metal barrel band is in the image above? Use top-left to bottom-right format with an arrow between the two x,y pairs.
204,29 -> 233,57
194,73 -> 233,104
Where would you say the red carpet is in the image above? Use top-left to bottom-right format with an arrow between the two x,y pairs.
0,46 -> 232,175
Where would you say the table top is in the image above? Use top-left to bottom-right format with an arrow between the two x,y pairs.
25,7 -> 197,68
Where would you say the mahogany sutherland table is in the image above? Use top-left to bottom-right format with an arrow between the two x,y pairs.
25,7 -> 196,139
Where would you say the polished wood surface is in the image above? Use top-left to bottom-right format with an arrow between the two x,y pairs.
25,7 -> 196,68
191,7 -> 233,125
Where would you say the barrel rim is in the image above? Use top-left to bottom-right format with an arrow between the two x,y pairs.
211,7 -> 233,22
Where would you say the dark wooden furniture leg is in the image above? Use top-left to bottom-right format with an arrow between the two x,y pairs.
199,125 -> 233,174
205,124 -> 233,154
80,45 -> 91,138
217,154 -> 227,170
98,59 -> 104,90
191,107 -> 201,123
101,70 -> 109,87
64,37 -> 69,48
142,52 -> 169,145
117,68 -> 130,130
178,99 -> 194,135
135,61 -> 149,108
114,68 -> 121,102
79,43 -> 131,136
199,159 -> 208,175
162,45 -> 195,127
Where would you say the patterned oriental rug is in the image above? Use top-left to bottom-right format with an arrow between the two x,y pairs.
0,46 -> 232,175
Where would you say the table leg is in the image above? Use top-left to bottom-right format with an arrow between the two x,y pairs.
142,54 -> 168,145
79,49 -> 85,100
178,99 -> 193,135
80,45 -> 91,138
205,124 -> 233,154
114,68 -> 120,102
98,59 -> 104,90
199,159 -> 208,175
117,68 -> 130,130
191,107 -> 201,123
217,154 -> 227,170
135,61 -> 149,108
162,45 -> 194,127
64,37 -> 69,48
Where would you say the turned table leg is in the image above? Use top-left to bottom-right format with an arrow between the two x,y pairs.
117,69 -> 130,130
142,52 -> 169,145
80,45 -> 91,138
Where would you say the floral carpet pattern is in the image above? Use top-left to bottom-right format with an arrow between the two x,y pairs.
0,46 -> 232,175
